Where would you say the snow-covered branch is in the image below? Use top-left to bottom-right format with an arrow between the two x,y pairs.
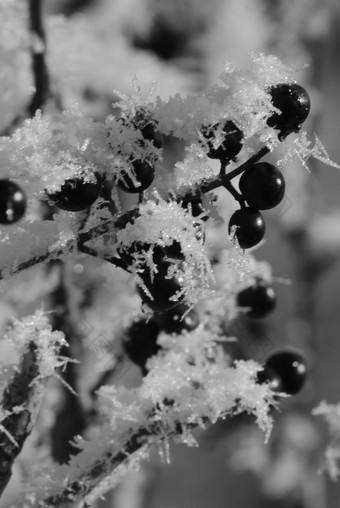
0,312 -> 67,496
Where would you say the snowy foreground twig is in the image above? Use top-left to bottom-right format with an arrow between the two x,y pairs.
0,312 -> 67,496
18,329 -> 277,507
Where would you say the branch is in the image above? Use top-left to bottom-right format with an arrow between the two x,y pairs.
40,416 -> 189,507
0,145 -> 270,282
28,0 -> 50,116
0,343 -> 39,496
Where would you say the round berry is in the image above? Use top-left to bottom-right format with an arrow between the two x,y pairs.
259,350 -> 307,395
118,242 -> 183,269
257,365 -> 283,392
140,122 -> 163,149
158,303 -> 199,334
48,175 -> 101,212
237,281 -> 276,319
239,162 -> 285,210
203,120 -> 244,161
228,208 -> 265,249
267,83 -> 311,138
137,259 -> 185,312
117,160 -> 155,194
0,179 -> 26,225
123,317 -> 160,368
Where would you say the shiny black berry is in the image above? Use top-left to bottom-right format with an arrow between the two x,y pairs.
0,179 -> 27,225
237,281 -> 276,319
117,160 -> 155,193
258,350 -> 307,395
137,259 -> 185,312
267,83 -> 311,139
123,317 -> 160,368
158,303 -> 199,334
228,208 -> 265,249
203,120 -> 244,161
239,162 -> 285,210
48,175 -> 101,212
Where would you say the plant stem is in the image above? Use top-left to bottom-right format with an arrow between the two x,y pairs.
28,0 -> 50,116
40,417 -> 189,507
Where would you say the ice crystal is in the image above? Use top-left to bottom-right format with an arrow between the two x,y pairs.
2,310 -> 67,381
116,196 -> 215,306
277,132 -> 340,172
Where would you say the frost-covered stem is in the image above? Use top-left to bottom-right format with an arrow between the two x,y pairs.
0,146 -> 270,281
0,342 -> 39,496
198,146 -> 270,194
41,412 -> 207,508
41,417 -> 185,507
28,0 -> 50,116
49,262 -> 87,464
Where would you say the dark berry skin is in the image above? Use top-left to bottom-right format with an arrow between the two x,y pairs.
203,120 -> 244,161
140,122 -> 163,149
123,317 -> 160,368
137,259 -> 185,312
258,350 -> 307,395
48,176 -> 101,212
132,110 -> 163,149
228,208 -> 265,249
237,282 -> 276,319
118,242 -> 184,270
239,162 -> 285,210
267,83 -> 311,139
117,160 -> 155,194
0,179 -> 26,225
182,195 -> 209,222
158,303 -> 199,334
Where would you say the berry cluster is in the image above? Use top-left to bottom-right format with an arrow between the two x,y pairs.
225,83 -> 309,250
44,82 -> 311,399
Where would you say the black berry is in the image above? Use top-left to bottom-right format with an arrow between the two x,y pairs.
182,195 -> 209,221
123,317 -> 160,368
118,242 -> 183,269
203,120 -> 244,161
267,83 -> 311,139
0,179 -> 26,225
140,122 -> 163,149
158,303 -> 199,334
228,208 -> 265,249
117,160 -> 155,194
48,175 -> 101,212
258,350 -> 307,395
137,259 -> 185,312
237,281 -> 276,319
239,162 -> 285,210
